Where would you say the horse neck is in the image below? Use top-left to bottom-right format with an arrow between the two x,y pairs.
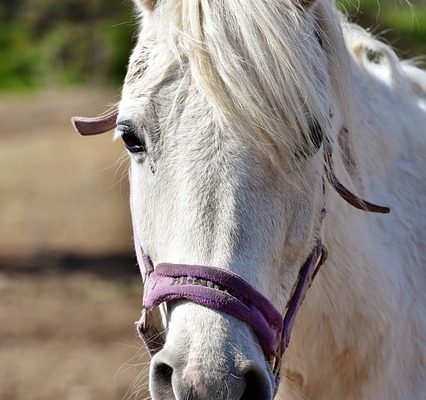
277,15 -> 426,397
279,78 -> 398,399
278,183 -> 393,398
279,75 -> 421,399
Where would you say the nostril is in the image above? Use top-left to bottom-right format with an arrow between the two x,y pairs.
155,362 -> 173,383
150,350 -> 272,400
151,361 -> 174,399
241,369 -> 273,400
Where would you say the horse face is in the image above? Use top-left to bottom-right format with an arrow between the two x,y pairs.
120,1 -> 328,399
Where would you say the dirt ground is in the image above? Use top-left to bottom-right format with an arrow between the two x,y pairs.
0,88 -> 132,257
0,273 -> 150,400
0,89 -> 150,400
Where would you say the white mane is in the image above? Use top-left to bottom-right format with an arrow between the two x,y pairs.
131,0 -> 425,174
181,0 -> 351,169
129,0 -> 355,169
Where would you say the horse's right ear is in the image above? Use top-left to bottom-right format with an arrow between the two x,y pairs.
71,109 -> 118,136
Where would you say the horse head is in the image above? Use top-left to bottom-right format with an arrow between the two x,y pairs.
121,2 -> 328,398
73,1 -> 391,398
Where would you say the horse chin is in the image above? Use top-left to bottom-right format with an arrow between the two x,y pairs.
149,301 -> 274,400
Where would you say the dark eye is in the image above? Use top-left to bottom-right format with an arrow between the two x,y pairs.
117,121 -> 146,154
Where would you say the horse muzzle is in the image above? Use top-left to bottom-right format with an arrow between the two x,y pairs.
148,302 -> 274,400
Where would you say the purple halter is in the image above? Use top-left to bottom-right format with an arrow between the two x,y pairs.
132,216 -> 327,391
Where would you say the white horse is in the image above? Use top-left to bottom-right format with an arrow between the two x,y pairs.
74,0 -> 426,399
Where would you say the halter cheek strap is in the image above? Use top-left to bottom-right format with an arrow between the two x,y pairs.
323,141 -> 390,214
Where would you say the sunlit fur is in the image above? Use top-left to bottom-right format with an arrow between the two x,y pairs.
120,0 -> 426,399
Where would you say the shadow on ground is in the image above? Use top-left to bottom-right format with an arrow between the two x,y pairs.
0,257 -> 150,400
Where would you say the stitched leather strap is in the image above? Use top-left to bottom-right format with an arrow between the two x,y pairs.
324,141 -> 390,213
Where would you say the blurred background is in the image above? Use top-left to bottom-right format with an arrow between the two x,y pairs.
0,1 -> 424,400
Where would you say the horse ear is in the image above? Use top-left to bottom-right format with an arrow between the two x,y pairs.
71,109 -> 118,136
134,0 -> 157,13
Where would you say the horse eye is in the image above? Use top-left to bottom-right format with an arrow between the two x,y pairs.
117,122 -> 146,154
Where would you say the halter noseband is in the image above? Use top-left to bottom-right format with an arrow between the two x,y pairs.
72,109 -> 389,396
134,230 -> 326,389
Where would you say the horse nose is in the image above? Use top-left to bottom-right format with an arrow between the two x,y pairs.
150,349 -> 273,400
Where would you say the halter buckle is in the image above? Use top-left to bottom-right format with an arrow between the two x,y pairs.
270,339 -> 284,396
138,307 -> 150,334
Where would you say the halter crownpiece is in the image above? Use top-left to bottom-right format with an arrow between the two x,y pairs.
323,140 -> 390,214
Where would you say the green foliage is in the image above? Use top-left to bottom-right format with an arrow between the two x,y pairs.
0,22 -> 41,89
0,0 -> 136,90
0,0 -> 424,91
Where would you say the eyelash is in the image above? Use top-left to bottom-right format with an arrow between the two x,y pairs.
117,122 -> 146,154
